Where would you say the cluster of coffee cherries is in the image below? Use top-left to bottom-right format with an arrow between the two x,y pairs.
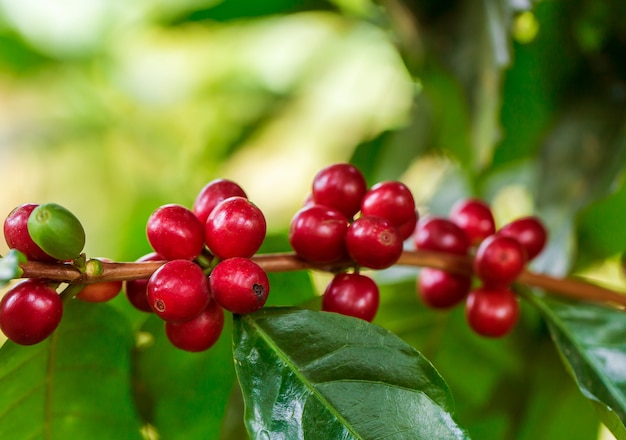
0,181 -> 270,352
1,202 -> 85,345
125,180 -> 269,352
289,163 -> 418,322
415,199 -> 547,337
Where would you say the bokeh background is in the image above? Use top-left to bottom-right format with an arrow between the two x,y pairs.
1,0 -> 626,439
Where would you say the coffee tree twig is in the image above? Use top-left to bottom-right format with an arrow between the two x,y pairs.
16,250 -> 626,309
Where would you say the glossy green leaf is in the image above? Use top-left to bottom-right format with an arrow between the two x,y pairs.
375,277 -> 600,439
525,292 -> 626,440
0,249 -> 26,287
132,313 -> 236,440
0,300 -> 142,439
233,307 -> 469,439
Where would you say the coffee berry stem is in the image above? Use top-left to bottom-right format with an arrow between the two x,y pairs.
16,251 -> 626,309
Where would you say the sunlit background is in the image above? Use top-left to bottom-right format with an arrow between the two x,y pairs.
1,1 -> 625,439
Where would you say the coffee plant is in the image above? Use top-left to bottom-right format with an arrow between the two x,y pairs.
1,0 -> 626,439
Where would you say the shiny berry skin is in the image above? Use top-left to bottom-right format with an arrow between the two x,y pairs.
498,216 -> 547,261
345,216 -> 402,270
0,280 -> 63,345
146,204 -> 205,261
473,234 -> 525,287
76,281 -> 122,303
3,204 -> 56,262
75,258 -> 122,302
312,163 -> 367,219
125,252 -> 163,313
466,287 -> 519,338
322,272 -> 379,322
165,301 -> 224,352
210,257 -> 269,314
193,179 -> 247,225
414,217 -> 470,256
418,268 -> 472,309
360,181 -> 418,240
289,205 -> 348,264
147,260 -> 210,323
449,199 -> 495,245
205,197 -> 266,259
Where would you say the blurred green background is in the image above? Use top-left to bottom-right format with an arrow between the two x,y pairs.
1,0 -> 626,439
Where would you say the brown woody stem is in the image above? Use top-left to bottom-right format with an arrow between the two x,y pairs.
18,251 -> 626,309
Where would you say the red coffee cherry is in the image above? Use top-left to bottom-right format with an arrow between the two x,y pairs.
75,258 -> 122,303
210,257 -> 269,315
418,268 -> 471,309
193,179 -> 247,225
473,234 -> 525,287
312,163 -> 367,219
147,260 -> 210,323
125,252 -> 163,313
3,204 -> 56,262
345,216 -> 402,270
0,279 -> 63,345
449,198 -> 495,245
465,287 -> 519,338
165,301 -> 224,352
205,197 -> 266,259
146,204 -> 205,261
322,272 -> 379,322
414,217 -> 470,256
498,216 -> 547,261
361,181 -> 418,240
76,281 -> 122,303
289,205 -> 348,264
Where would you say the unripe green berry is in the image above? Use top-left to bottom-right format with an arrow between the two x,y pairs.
27,203 -> 86,261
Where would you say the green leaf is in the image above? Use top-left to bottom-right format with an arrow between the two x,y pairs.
375,277 -> 600,439
233,307 -> 469,439
132,313 -> 236,439
0,300 -> 142,439
0,249 -> 26,287
525,292 -> 626,440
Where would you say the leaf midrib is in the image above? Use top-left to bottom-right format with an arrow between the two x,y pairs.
245,314 -> 363,440
529,293 -> 626,416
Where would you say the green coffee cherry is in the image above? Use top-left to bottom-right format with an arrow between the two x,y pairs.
27,203 -> 86,261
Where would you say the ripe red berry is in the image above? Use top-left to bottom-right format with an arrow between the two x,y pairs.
418,268 -> 472,309
414,217 -> 470,256
465,287 -> 519,338
345,216 -> 402,269
0,279 -> 63,345
146,204 -> 205,261
312,163 -> 367,219
147,260 -> 210,322
449,198 -> 495,245
125,252 -> 163,313
210,257 -> 269,315
76,281 -> 122,303
360,181 -> 418,240
74,258 -> 122,303
193,179 -> 247,225
165,301 -> 224,352
289,205 -> 348,264
473,235 -> 525,287
498,216 -> 547,261
322,272 -> 379,322
3,204 -> 56,262
205,197 -> 266,259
